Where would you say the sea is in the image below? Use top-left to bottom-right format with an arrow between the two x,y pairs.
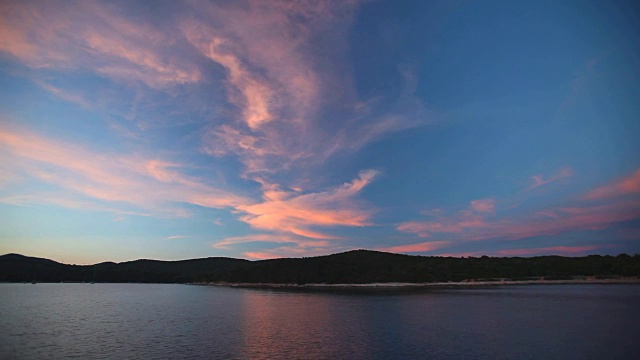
1,283 -> 638,359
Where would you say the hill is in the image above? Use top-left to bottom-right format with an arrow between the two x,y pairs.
1,250 -> 639,284
0,253 -> 250,283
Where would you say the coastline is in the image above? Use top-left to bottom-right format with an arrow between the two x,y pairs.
194,277 -> 640,289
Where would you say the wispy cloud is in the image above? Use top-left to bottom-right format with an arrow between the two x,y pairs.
180,0 -> 346,177
1,0 -> 434,260
164,235 -> 188,240
180,0 -> 425,181
214,233 -> 353,260
398,173 -> 640,243
397,198 -> 494,238
243,245 -> 353,260
470,198 -> 495,213
1,126 -> 380,256
208,169 -> 379,258
584,169 -> 640,200
378,241 -> 451,254
0,193 -> 151,217
0,128 -> 250,216
0,1 -> 200,88
399,201 -> 639,242
525,167 -> 574,191
235,170 -> 379,239
1,0 -> 425,182
213,234 -> 329,250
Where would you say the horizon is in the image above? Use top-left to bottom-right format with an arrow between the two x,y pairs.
1,0 -> 639,264
2,248 -> 638,267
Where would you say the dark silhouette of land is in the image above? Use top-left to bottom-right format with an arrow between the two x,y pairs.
1,250 -> 639,284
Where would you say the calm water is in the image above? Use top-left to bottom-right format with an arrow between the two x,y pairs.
1,284 -> 638,359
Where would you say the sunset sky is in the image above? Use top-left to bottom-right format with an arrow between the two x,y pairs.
1,0 -> 639,264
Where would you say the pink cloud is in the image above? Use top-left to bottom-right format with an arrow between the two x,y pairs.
398,181 -> 640,243
0,1 -> 433,260
178,0 -> 342,143
178,1 -> 333,177
182,33 -> 274,129
243,245 -> 353,260
244,252 -> 283,260
398,201 -> 639,242
235,170 -> 379,239
1,128 -> 382,257
396,199 -> 491,238
178,0 -> 424,181
379,241 -> 451,254
213,234 -> 330,250
584,169 -> 640,200
0,128 -> 250,216
0,1 -> 200,88
526,167 -> 574,191
0,193 -> 151,217
216,233 -> 356,260
1,0 -> 425,183
470,198 -> 495,213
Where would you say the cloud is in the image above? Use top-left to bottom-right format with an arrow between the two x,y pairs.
470,198 -> 495,213
180,0 -> 425,180
0,1 -> 201,88
179,0 -> 341,175
584,169 -> 640,200
243,252 -> 282,260
213,234 -> 329,250
0,193 -> 151,217
398,174 -> 640,243
378,241 -> 451,254
526,167 -> 574,191
0,0 -> 435,260
180,0 -> 358,130
209,169 -> 379,257
214,233 -> 355,260
183,32 -> 274,129
1,0 -> 425,182
399,201 -> 639,242
1,126 -> 381,257
0,128 -> 250,216
243,245 -> 352,260
396,199 -> 490,238
164,235 -> 188,240
0,0 -> 218,144
235,170 -> 379,239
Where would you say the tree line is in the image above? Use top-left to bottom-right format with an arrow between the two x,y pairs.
2,250 -> 639,284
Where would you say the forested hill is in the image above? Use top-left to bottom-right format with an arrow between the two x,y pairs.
0,253 -> 251,283
1,250 -> 639,284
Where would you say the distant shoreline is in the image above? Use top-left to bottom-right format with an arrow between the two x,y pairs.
195,277 -> 640,289
5,251 -> 640,284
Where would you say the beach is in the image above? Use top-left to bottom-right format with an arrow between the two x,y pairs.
195,276 -> 640,289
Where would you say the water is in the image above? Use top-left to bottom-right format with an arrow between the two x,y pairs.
1,284 -> 638,359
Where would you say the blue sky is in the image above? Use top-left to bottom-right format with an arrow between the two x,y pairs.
1,0 -> 639,264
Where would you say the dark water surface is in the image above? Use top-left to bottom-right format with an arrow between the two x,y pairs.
1,284 -> 638,359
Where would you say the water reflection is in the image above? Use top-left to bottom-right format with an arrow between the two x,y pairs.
1,284 -> 638,359
240,290 -> 373,359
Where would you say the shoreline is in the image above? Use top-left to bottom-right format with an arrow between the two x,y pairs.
194,277 -> 640,289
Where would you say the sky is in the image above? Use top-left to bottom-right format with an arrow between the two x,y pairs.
0,0 -> 639,264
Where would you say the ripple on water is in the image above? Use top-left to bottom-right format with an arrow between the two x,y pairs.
1,283 -> 639,359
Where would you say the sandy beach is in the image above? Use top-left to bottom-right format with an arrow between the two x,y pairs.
195,277 -> 640,289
